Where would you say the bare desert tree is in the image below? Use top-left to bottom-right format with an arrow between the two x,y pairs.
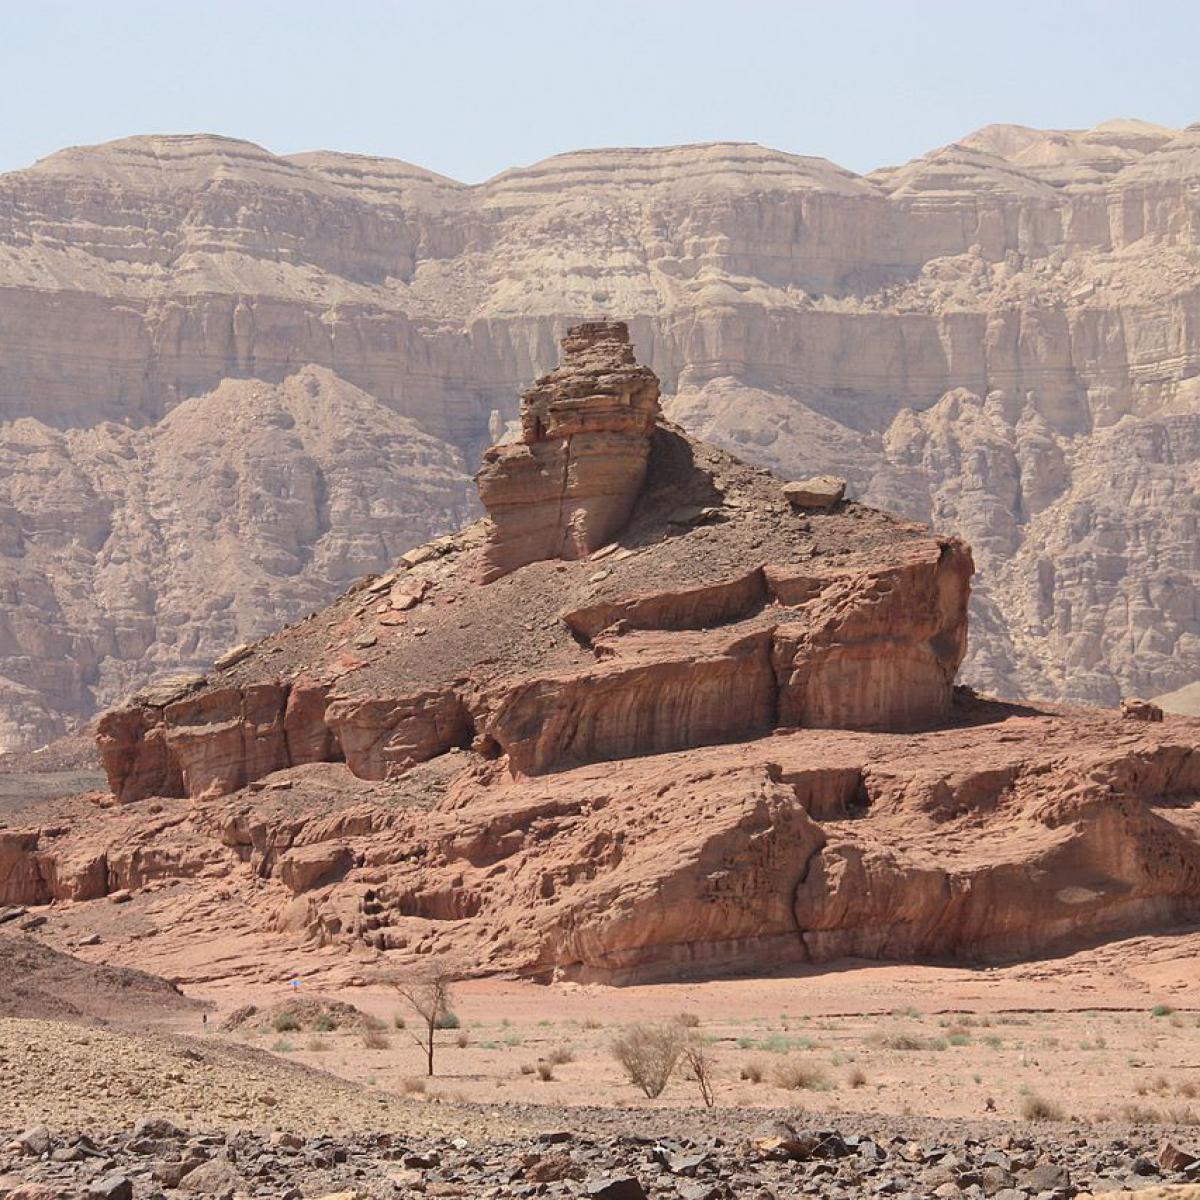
394,971 -> 456,1076
680,1034 -> 717,1108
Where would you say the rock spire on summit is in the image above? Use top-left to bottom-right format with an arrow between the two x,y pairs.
475,320 -> 662,581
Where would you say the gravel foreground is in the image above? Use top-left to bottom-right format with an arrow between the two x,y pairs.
3,1109 -> 1200,1200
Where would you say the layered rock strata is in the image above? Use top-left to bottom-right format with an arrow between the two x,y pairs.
10,699 -> 1200,982
97,326 -> 971,801
3,123 -> 1200,746
476,320 -> 662,581
1,326 -> 1173,983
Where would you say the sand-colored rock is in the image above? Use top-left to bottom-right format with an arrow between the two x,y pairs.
2,124 -> 1200,746
783,476 -> 846,511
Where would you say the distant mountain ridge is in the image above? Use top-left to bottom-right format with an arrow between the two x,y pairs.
0,119 -> 1198,748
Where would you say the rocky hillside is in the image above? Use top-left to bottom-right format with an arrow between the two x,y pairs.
5,325 -> 1197,985
2,119 -> 1199,748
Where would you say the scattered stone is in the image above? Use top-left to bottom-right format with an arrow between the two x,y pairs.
153,1160 -> 190,1187
213,643 -> 253,670
524,1153 -> 584,1182
133,1116 -> 187,1140
783,475 -> 846,510
403,1152 -> 440,1169
178,1156 -> 245,1194
389,578 -> 428,611
15,1126 -> 51,1157
402,544 -> 441,567
87,1175 -> 133,1200
1121,697 -> 1164,722
585,1176 -> 648,1200
1161,1144 -> 1198,1173
1017,1161 -> 1070,1191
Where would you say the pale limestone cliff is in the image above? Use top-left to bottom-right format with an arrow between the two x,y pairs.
2,123 -> 1199,746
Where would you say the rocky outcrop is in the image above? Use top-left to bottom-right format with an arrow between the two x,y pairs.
12,698 -> 1200,982
0,830 -> 50,906
3,124 -> 1200,747
476,321 -> 662,581
96,331 -> 971,800
42,324 -> 1194,984
771,540 -> 972,730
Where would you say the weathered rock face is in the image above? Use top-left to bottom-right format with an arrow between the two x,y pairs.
476,321 -> 661,581
96,329 -> 971,801
0,365 -> 475,752
15,699 -> 1200,982
46,326 -> 1194,984
3,124 -> 1200,746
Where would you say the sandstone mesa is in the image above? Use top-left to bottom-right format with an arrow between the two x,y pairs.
1,120 -> 1200,749
2,324 -> 1196,987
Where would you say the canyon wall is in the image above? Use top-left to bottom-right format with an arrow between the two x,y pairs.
2,121 -> 1199,747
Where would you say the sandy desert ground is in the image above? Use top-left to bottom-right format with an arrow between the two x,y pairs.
9,917 -> 1199,1129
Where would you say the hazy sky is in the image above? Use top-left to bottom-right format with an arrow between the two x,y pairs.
2,0 -> 1196,181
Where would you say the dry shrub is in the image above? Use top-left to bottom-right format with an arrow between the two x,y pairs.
401,1076 -> 426,1094
611,1023 -> 684,1099
740,1059 -> 765,1084
771,1058 -> 831,1091
306,1035 -> 330,1052
674,1011 -> 701,1028
455,1030 -> 470,1049
519,1062 -> 536,1075
1021,1093 -> 1064,1121
885,1033 -> 943,1051
547,1044 -> 575,1065
848,1066 -> 867,1088
1166,1106 -> 1200,1126
361,1026 -> 390,1050
536,1061 -> 555,1082
1121,1103 -> 1162,1124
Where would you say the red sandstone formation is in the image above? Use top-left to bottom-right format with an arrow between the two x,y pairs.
96,324 -> 972,804
476,320 -> 662,582
4,323 -> 1196,983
